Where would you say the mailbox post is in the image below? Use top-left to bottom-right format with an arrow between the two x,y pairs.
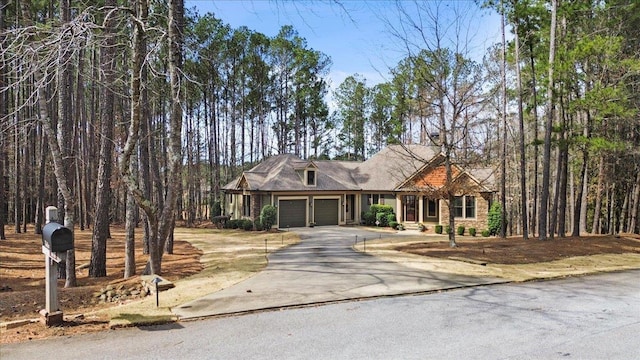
40,206 -> 73,326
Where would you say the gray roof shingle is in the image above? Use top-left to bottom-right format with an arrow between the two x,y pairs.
223,145 -> 496,193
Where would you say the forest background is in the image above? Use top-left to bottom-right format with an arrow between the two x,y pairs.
0,0 -> 639,282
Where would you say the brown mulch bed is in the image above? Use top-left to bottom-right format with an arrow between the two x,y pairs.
397,234 -> 640,264
0,225 -> 203,344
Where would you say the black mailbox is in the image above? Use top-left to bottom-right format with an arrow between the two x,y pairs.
42,222 -> 74,252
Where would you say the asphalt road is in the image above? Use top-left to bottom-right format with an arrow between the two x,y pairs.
3,270 -> 639,360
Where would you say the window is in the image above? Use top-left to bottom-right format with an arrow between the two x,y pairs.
465,196 -> 476,218
427,199 -> 437,217
306,170 -> 316,186
454,195 -> 476,219
243,195 -> 251,217
368,194 -> 380,205
453,197 -> 464,218
228,193 -> 233,204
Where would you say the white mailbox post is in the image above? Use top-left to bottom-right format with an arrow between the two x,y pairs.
40,206 -> 72,326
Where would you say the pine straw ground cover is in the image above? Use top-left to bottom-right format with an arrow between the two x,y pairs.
0,225 -> 299,344
358,233 -> 640,282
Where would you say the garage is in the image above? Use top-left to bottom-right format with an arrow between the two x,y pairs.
278,199 -> 307,228
314,199 -> 339,226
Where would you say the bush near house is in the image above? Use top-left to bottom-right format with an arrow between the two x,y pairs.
370,204 -> 394,215
469,227 -> 477,236
364,204 -> 395,227
457,226 -> 465,235
389,221 -> 399,229
362,211 -> 376,225
488,202 -> 502,235
385,213 -> 396,225
241,219 -> 253,231
260,205 -> 277,230
225,219 -> 240,229
435,224 -> 443,234
376,212 -> 389,227
445,225 -> 452,234
482,229 -> 491,237
254,219 -> 263,231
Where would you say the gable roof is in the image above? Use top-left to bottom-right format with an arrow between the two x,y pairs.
223,154 -> 361,192
354,144 -> 439,191
223,145 -> 496,193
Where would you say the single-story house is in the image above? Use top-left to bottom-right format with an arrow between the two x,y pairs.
222,144 -> 496,229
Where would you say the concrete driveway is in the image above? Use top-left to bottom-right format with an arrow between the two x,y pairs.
173,226 -> 505,319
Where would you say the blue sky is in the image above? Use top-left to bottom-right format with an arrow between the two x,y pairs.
186,0 -> 504,93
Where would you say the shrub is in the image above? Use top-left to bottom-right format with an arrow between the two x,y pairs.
488,202 -> 502,236
211,201 -> 222,219
260,205 -> 277,230
385,213 -> 396,225
457,226 -> 465,236
370,204 -> 394,217
362,211 -> 376,226
445,225 -> 451,234
375,212 -> 389,227
212,215 -> 229,229
389,221 -> 398,229
469,227 -> 476,237
435,225 -> 443,234
481,229 -> 491,237
241,219 -> 253,231
226,219 -> 241,229
254,219 -> 263,231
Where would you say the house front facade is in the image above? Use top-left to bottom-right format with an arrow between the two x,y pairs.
223,145 -> 496,230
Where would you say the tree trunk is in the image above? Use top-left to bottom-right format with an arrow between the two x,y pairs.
539,0 -> 558,240
499,7 -> 507,239
528,38 -> 540,237
155,0 -> 185,272
557,135 -> 568,237
34,130 -> 47,235
124,157 -> 137,279
629,170 -> 640,233
572,146 -> 588,237
514,22 -> 528,239
0,0 -> 6,240
14,111 -> 21,234
591,155 -> 605,234
0,138 -> 5,240
58,0 -> 76,287
89,0 -> 117,278
620,189 -> 629,233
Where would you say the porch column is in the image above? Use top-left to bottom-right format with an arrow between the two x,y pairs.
396,196 -> 403,222
418,196 -> 424,223
250,194 -> 261,223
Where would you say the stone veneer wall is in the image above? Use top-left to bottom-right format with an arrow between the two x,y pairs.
439,192 -> 491,233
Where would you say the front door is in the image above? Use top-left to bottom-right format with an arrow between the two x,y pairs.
346,194 -> 355,223
404,195 -> 417,222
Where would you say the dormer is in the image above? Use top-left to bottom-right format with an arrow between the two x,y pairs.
305,167 -> 316,186
294,161 -> 318,187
